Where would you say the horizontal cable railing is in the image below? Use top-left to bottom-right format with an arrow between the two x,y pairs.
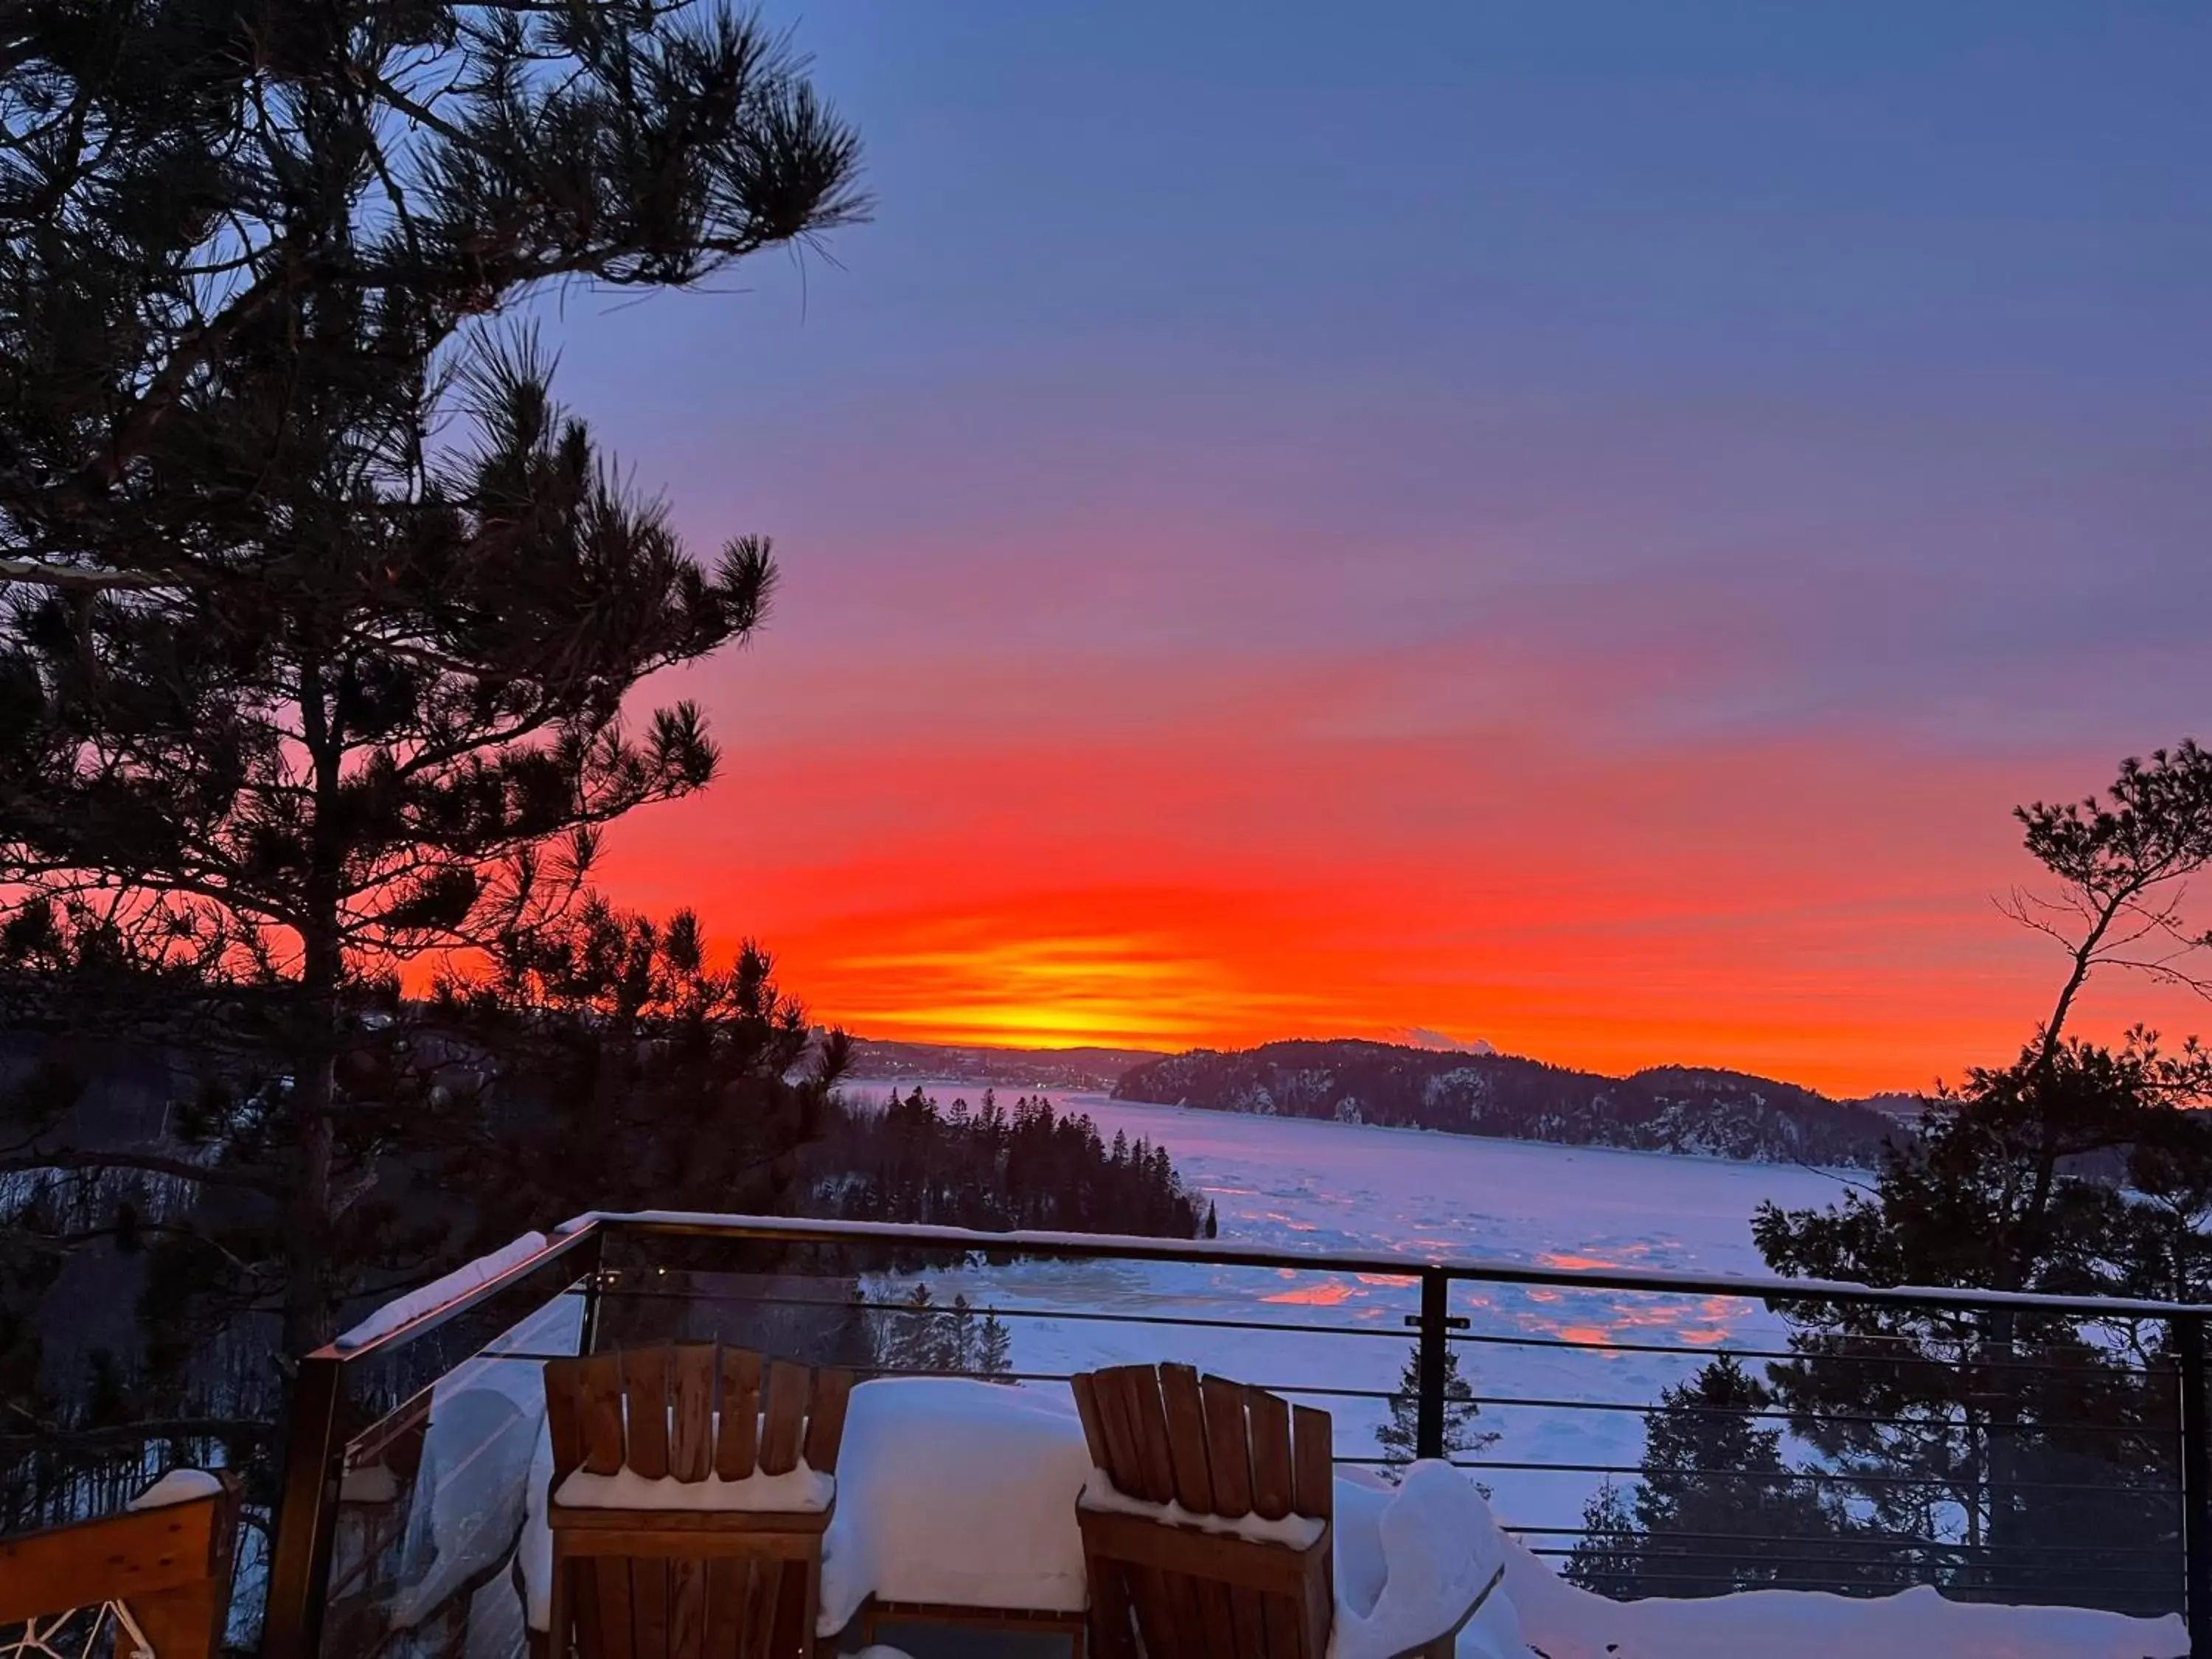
261,1212 -> 2212,1659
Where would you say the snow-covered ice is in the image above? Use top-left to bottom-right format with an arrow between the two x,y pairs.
848,1083 -> 1862,1537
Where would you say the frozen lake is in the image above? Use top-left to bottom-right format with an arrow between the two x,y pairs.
845,1081 -> 1866,1538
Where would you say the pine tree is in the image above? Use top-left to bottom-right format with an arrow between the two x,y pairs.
1376,1342 -> 1498,1481
1753,745 -> 2212,1601
1563,1478 -> 1644,1596
0,0 -> 863,1382
975,1309 -> 1014,1382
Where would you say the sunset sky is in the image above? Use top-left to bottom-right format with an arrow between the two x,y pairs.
538,3 -> 2208,1096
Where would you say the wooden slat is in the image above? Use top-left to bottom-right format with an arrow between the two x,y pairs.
740,1552 -> 782,1659
1291,1405 -> 1334,1522
0,1494 -> 227,1624
801,1366 -> 855,1475
1075,1509 -> 1324,1598
1199,1377 -> 1253,1517
1069,1371 -> 1110,1468
715,1349 -> 762,1480
1158,1364 -> 1215,1513
1260,1586 -> 1304,1659
670,1557 -> 706,1659
625,1346 -> 672,1481
703,1558 -> 745,1659
757,1361 -> 810,1477
544,1358 -> 586,1484
1086,1555 -> 1139,1659
768,1560 -> 812,1659
579,1354 -> 627,1476
573,1557 -> 604,1659
592,1557 -> 636,1659
1125,1368 -> 1178,1505
1248,1388 -> 1294,1520
1089,1370 -> 1146,1498
1186,1568 -> 1239,1659
670,1346 -> 715,1483
1228,1582 -> 1269,1659
632,1554 -> 672,1659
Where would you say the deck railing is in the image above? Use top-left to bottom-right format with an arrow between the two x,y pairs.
260,1212 -> 2212,1659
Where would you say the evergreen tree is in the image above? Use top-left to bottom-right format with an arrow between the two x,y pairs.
0,0 -> 863,1380
436,901 -> 849,1234
1564,1478 -> 1645,1596
975,1308 -> 1014,1382
1377,1341 -> 1498,1481
1753,744 -> 2212,1606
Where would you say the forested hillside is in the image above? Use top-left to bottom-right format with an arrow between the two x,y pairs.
1115,1040 -> 1904,1166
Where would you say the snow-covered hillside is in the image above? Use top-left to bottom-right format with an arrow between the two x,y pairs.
1113,1040 -> 1903,1166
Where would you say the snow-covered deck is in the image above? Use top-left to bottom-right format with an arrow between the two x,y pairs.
293,1217 -> 2201,1659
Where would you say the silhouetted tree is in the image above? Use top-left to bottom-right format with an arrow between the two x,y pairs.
1377,1343 -> 1498,1481
1754,744 -> 2212,1608
0,0 -> 862,1375
1565,1355 -> 1856,1599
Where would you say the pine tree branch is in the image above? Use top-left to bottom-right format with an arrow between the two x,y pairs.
0,556 -> 171,591
0,1150 -> 279,1192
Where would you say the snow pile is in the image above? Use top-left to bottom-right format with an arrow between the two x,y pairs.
1499,1534 -> 2188,1659
1079,1475 -> 1326,1551
819,1378 -> 1094,1631
1329,1464 -> 1514,1659
129,1469 -> 224,1510
335,1232 -> 550,1351
554,1463 -> 832,1513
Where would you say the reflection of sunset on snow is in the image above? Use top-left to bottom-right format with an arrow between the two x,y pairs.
844,1084 -> 1853,1536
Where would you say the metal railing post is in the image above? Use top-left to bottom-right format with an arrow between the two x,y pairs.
263,1352 -> 346,1659
2180,1315 -> 2212,1655
580,1222 -> 611,1355
1415,1268 -> 1450,1460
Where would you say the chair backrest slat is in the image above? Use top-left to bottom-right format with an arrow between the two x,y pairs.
802,1367 -> 855,1475
545,1357 -> 585,1483
1247,1388 -> 1294,1521
715,1348 -> 762,1479
624,1346 -> 672,1481
1093,1368 -> 1150,1500
670,1344 -> 715,1483
579,1352 -> 627,1475
1124,1367 -> 1179,1505
1291,1405 -> 1333,1523
1070,1370 -> 1109,1471
1199,1374 -> 1253,1518
757,1360 -> 810,1476
1158,1363 -> 1216,1514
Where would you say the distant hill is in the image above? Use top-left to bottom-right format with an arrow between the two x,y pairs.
834,1034 -> 1166,1092
1113,1040 -> 1912,1168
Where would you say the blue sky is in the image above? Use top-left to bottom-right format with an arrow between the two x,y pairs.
544,2 -> 2212,1089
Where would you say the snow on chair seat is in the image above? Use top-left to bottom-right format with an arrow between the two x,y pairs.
542,1343 -> 854,1659
1072,1363 -> 1337,1659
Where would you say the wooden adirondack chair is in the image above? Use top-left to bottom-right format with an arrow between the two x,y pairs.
0,1472 -> 240,1659
1071,1364 -> 1335,1659
542,1345 -> 854,1659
